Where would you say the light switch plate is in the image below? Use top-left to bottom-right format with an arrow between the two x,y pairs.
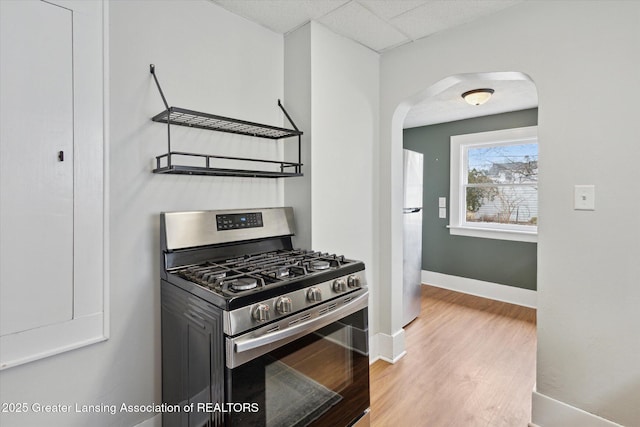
574,185 -> 595,210
439,207 -> 447,218
439,197 -> 447,208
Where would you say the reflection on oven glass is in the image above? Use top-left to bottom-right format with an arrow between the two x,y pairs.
266,326 -> 354,427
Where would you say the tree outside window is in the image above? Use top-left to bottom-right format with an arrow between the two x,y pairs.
465,143 -> 538,227
449,126 -> 538,242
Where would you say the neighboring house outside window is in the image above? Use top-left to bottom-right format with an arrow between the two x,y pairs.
449,126 -> 538,243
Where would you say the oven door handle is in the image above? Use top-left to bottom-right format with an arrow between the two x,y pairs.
227,291 -> 368,368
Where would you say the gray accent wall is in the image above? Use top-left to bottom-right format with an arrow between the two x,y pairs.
403,109 -> 538,290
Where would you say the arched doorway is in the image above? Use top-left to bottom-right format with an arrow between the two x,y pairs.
370,71 -> 539,425
391,70 -> 539,352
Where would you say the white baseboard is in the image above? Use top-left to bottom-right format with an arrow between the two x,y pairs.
134,413 -> 161,427
369,332 -> 379,364
422,270 -> 537,309
531,391 -> 623,427
370,329 -> 406,364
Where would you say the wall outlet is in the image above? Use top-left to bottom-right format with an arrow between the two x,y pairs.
439,207 -> 447,218
574,185 -> 595,210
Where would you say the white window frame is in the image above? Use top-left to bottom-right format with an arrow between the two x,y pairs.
449,126 -> 538,243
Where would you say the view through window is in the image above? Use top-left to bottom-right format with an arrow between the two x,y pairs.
449,126 -> 538,242
466,142 -> 538,227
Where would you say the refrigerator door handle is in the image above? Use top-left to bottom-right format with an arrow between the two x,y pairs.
403,208 -> 422,214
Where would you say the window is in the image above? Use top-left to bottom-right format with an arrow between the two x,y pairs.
449,126 -> 538,242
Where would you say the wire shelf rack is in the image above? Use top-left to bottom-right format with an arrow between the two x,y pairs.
149,64 -> 303,178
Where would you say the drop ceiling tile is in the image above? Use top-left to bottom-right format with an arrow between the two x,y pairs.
391,0 -> 522,41
357,0 -> 429,20
318,1 -> 410,51
210,0 -> 349,34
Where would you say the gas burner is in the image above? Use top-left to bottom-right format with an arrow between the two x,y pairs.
273,267 -> 290,278
310,260 -> 331,271
259,265 -> 307,280
227,277 -> 258,291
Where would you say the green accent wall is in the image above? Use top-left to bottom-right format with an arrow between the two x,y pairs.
403,109 -> 538,291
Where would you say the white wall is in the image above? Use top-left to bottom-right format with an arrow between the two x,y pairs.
309,21 -> 378,306
285,21 -> 380,356
0,1 -> 285,426
379,1 -> 640,426
284,23 -> 312,249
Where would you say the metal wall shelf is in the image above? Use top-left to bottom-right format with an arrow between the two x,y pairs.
149,64 -> 303,178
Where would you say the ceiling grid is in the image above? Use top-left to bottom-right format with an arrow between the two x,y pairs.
209,0 -> 537,126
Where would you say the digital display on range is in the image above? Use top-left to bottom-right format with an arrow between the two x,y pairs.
216,213 -> 263,231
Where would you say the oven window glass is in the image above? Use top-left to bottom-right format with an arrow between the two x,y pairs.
227,309 -> 369,427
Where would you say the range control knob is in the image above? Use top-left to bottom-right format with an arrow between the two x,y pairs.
252,303 -> 270,322
333,278 -> 347,293
307,287 -> 322,302
275,296 -> 293,314
347,275 -> 361,288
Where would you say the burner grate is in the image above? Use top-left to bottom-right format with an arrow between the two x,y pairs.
174,249 -> 351,295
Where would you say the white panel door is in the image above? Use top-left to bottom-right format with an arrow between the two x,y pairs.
0,0 -> 74,335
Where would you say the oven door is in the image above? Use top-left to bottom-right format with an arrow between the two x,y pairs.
225,291 -> 369,427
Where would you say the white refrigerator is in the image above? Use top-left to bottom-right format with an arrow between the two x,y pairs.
402,149 -> 423,326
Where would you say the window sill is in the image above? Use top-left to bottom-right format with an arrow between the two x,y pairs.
447,225 -> 537,243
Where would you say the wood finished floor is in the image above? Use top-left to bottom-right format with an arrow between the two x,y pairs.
370,285 -> 537,427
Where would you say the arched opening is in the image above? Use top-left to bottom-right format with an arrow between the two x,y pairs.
391,70 -> 539,332
375,71 -> 540,424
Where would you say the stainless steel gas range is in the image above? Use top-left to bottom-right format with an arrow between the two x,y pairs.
160,207 -> 370,427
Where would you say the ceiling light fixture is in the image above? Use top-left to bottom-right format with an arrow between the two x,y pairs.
462,88 -> 495,106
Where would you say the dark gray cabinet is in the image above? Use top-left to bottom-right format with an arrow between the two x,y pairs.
161,281 -> 224,427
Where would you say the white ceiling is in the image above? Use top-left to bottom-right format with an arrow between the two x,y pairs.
404,72 -> 538,128
209,0 -> 523,52
209,0 -> 538,127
